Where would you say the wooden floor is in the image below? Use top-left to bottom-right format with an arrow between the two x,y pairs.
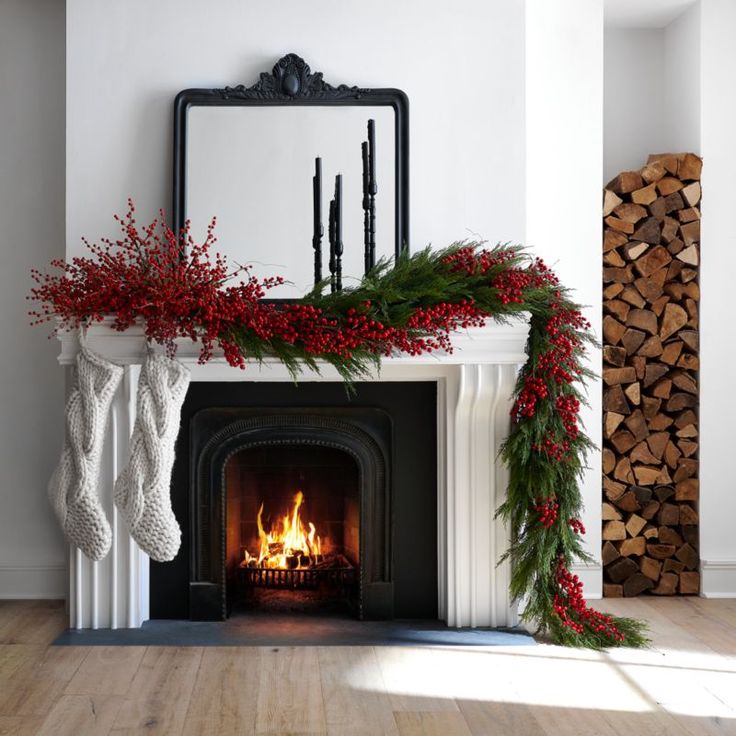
1,599 -> 735,735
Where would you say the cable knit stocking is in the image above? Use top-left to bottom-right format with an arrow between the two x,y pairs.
48,345 -> 124,561
114,352 -> 190,562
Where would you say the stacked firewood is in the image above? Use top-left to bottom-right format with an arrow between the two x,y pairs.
602,153 -> 701,597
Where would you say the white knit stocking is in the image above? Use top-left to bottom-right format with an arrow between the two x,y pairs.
114,352 -> 190,562
48,345 -> 123,561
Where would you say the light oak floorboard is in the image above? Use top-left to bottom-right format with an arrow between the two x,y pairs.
393,711 -> 473,736
254,646 -> 327,735
111,646 -> 202,735
318,646 -> 399,736
36,694 -> 123,736
0,599 -> 735,736
0,644 -> 88,716
65,646 -> 146,697
182,647 -> 260,736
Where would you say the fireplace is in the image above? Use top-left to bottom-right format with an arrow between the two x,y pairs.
150,381 -> 440,621
58,319 -> 527,630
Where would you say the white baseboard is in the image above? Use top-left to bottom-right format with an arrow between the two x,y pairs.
0,565 -> 66,600
571,560 -> 602,599
701,559 -> 736,598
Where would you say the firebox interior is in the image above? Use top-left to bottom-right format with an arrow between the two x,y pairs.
225,445 -> 360,614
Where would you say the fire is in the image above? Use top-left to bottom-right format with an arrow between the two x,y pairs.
243,491 -> 323,569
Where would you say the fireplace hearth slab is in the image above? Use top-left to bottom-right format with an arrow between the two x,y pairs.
51,614 -> 535,647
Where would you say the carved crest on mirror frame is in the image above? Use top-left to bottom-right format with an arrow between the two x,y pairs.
216,53 -> 368,101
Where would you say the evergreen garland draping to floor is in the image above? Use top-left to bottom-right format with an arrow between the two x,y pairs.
30,206 -> 648,647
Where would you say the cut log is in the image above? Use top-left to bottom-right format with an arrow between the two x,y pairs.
633,465 -> 661,486
677,153 -> 702,180
603,584 -> 624,598
603,315 -> 627,345
614,202 -> 648,224
640,556 -> 662,581
607,557 -> 639,583
602,447 -> 616,475
657,177 -> 684,196
651,572 -> 678,595
630,441 -> 660,465
679,571 -> 699,594
632,217 -> 662,245
604,229 -> 628,252
640,160 -> 666,183
677,244 -> 698,265
637,336 -> 663,358
620,285 -> 646,307
681,181 -> 701,206
680,504 -> 698,526
620,537 -> 646,557
647,154 -> 678,175
603,189 -> 624,217
643,363 -> 668,388
646,543 -> 676,560
603,520 -> 626,541
675,543 -> 698,570
627,309 -> 658,335
646,432 -> 670,460
661,341 -> 684,365
608,171 -> 644,193
624,573 -> 655,597
634,246 -> 671,277
660,303 -> 688,340
675,478 -> 698,501
602,540 -> 621,566
604,345 -> 627,366
602,502 -> 622,521
603,367 -> 637,385
658,526 -> 683,546
621,328 -> 646,355
606,216 -> 635,234
603,384 -> 631,415
624,382 -> 641,406
625,514 -> 647,538
631,184 -> 658,205
680,220 -> 700,246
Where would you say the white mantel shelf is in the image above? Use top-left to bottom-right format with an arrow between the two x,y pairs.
58,317 -> 530,630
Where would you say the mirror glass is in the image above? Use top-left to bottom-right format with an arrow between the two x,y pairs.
186,106 -> 396,298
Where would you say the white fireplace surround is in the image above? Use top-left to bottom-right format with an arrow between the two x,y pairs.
57,317 -> 530,629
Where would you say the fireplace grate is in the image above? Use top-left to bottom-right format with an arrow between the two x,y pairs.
238,565 -> 356,590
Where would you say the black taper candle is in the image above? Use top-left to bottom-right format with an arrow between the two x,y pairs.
312,157 -> 323,285
328,199 -> 336,294
362,141 -> 371,274
367,119 -> 377,270
334,174 -> 343,291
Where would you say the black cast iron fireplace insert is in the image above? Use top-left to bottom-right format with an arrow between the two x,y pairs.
150,382 -> 438,622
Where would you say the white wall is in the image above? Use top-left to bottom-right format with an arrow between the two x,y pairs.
66,0 -> 527,261
527,0 -> 605,596
663,2 -> 701,152
700,0 -> 736,596
0,0 -> 67,597
603,28 -> 665,181
604,6 -> 701,180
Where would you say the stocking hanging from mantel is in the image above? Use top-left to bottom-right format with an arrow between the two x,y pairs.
48,336 -> 123,561
114,351 -> 190,562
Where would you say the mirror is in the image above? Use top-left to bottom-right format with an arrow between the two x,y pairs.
173,54 -> 409,299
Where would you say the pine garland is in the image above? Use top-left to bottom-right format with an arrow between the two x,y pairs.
29,207 -> 649,647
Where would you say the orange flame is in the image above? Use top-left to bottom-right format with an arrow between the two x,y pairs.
243,491 -> 322,569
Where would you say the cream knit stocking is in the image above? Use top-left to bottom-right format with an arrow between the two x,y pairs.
114,352 -> 190,562
48,344 -> 123,561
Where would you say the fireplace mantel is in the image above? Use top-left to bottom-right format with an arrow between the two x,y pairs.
57,317 -> 529,629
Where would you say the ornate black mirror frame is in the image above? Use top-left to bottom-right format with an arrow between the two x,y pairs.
172,53 -> 409,262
